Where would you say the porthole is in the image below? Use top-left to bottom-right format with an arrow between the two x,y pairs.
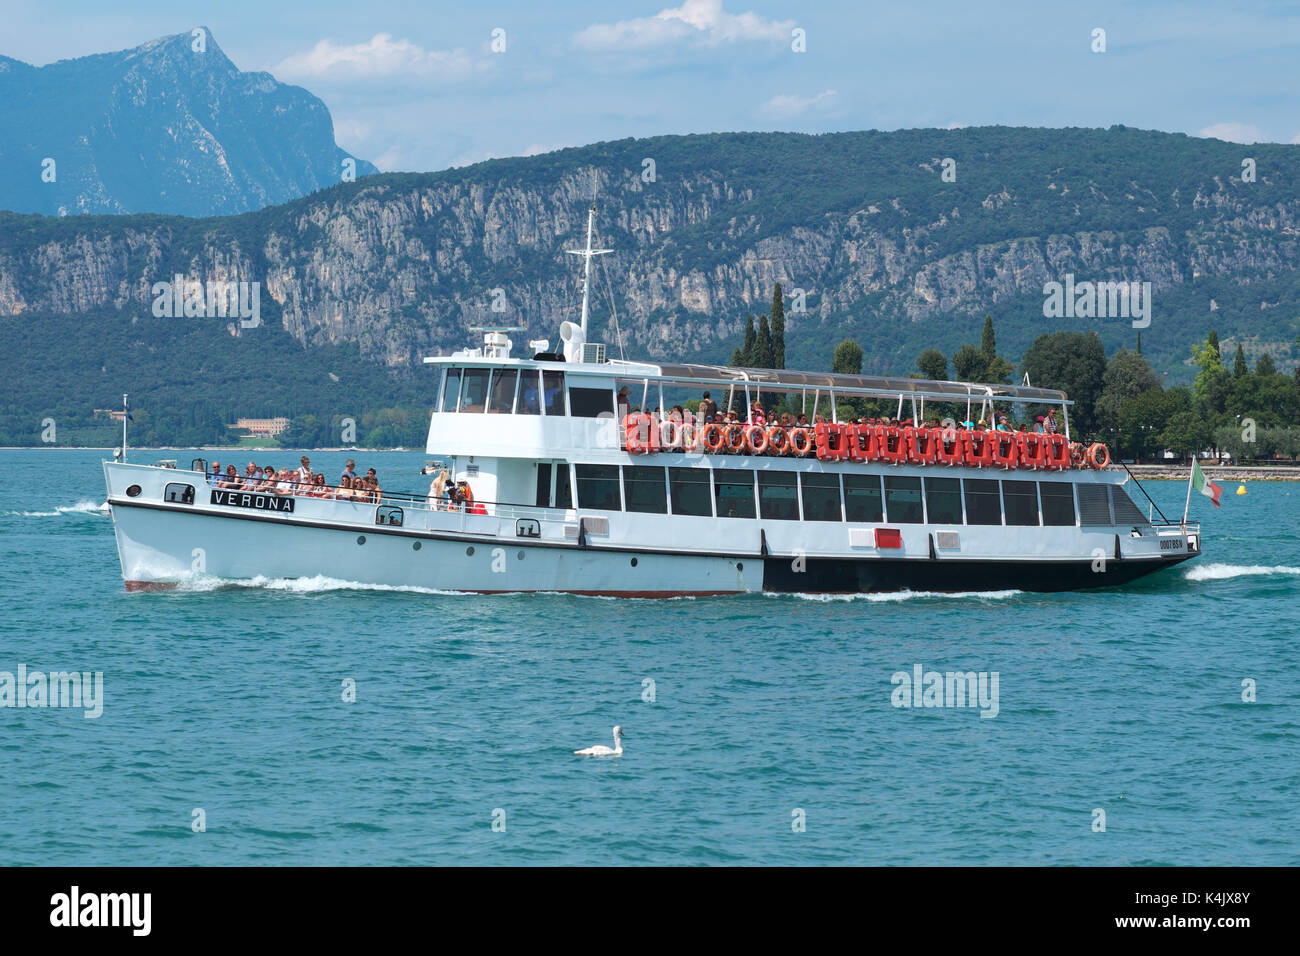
736,562 -> 743,571
357,535 -> 366,545
412,541 -> 422,551
630,557 -> 638,567
466,546 -> 475,556
517,551 -> 525,560
126,484 -> 142,497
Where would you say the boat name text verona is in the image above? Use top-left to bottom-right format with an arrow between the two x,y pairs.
210,488 -> 296,513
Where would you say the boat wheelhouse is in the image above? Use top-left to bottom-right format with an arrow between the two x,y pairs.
102,205 -> 1200,595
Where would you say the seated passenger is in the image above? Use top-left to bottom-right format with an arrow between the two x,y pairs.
796,413 -> 809,427
310,473 -> 331,497
751,402 -> 767,426
365,469 -> 382,503
218,464 -> 242,489
208,462 -> 223,487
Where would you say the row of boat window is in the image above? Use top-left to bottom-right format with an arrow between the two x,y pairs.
439,367 -> 615,417
540,465 -> 1147,527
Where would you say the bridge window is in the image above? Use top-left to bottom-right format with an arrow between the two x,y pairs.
964,479 -> 1002,525
843,474 -> 883,523
925,477 -> 963,524
1002,479 -> 1039,526
440,368 -> 461,411
624,466 -> 668,514
669,467 -> 712,517
884,476 -> 923,524
517,370 -> 541,415
757,471 -> 799,520
458,368 -> 489,413
802,472 -> 843,522
569,386 -> 615,418
164,482 -> 195,504
542,370 -> 566,416
1040,482 -> 1077,526
714,469 -> 756,519
487,369 -> 518,413
575,464 -> 620,511
535,462 -> 552,507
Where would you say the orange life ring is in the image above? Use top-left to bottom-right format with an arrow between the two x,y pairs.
658,418 -> 683,452
743,424 -> 769,455
724,423 -> 746,454
680,422 -> 697,453
1086,443 -> 1110,469
789,427 -> 813,457
765,425 -> 790,456
701,423 -> 725,454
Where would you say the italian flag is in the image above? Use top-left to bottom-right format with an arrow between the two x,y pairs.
1191,459 -> 1223,508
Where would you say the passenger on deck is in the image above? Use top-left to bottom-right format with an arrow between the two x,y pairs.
699,391 -> 718,423
297,456 -> 313,487
751,402 -> 767,426
430,468 -> 449,509
310,474 -> 331,497
796,413 -> 809,427
1046,408 -> 1059,434
996,414 -> 1011,432
208,462 -> 223,487
275,469 -> 296,495
365,469 -> 382,503
218,464 -> 242,489
341,459 -> 357,485
669,405 -> 684,422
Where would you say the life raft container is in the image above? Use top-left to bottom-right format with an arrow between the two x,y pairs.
814,422 -> 847,461
789,427 -> 813,457
905,426 -> 938,465
766,425 -> 791,456
992,432 -> 1019,469
875,425 -> 907,465
624,413 -> 658,454
847,424 -> 875,462
1016,432 -> 1048,471
701,422 -> 725,454
1042,433 -> 1070,470
963,430 -> 995,468
934,427 -> 965,466
743,424 -> 769,455
1086,443 -> 1111,469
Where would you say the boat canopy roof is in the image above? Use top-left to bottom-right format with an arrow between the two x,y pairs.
423,354 -> 1071,405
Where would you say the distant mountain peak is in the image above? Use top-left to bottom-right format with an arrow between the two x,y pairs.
0,28 -> 376,217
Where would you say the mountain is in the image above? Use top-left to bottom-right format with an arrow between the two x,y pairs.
2,126 -> 1299,445
0,28 -> 376,217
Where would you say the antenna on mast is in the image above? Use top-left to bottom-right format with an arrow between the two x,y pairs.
566,203 -> 612,339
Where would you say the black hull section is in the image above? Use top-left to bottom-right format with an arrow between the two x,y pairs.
761,555 -> 1193,593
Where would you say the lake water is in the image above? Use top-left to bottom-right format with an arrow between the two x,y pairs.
1,448 -> 1296,865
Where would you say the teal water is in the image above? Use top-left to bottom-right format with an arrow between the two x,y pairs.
0,448 -> 1296,865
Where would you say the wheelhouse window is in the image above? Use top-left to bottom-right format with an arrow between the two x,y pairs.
924,477 -> 963,525
963,479 -> 1001,525
535,462 -> 552,507
669,467 -> 712,517
164,482 -> 195,504
1111,485 -> 1149,526
623,466 -> 668,514
884,476 -> 923,524
555,463 -> 573,509
575,464 -> 621,511
1002,479 -> 1039,526
542,370 -> 566,416
487,369 -> 518,414
1040,482 -> 1077,527
517,370 -> 541,415
843,474 -> 882,522
458,368 -> 490,413
569,386 -> 615,418
802,472 -> 843,522
440,367 -> 462,412
757,471 -> 799,520
714,469 -> 756,519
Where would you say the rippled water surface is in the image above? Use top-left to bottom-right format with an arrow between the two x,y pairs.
1,449 -> 1296,865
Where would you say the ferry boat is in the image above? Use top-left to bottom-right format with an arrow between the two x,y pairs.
102,210 -> 1201,596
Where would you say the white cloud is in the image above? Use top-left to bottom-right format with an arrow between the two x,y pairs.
275,34 -> 477,83
574,0 -> 794,51
758,89 -> 837,120
1197,122 -> 1267,144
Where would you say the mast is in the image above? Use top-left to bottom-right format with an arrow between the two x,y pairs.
566,203 -> 611,340
122,393 -> 128,462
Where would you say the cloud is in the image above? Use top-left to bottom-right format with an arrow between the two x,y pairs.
275,33 -> 478,83
1197,122 -> 1267,144
758,89 -> 837,120
574,0 -> 794,51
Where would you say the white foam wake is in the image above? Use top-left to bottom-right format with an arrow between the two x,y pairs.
1183,563 -> 1300,582
766,588 -> 1024,603
6,498 -> 106,518
172,573 -> 459,595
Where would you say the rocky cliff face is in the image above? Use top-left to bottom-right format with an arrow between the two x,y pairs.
0,29 -> 376,217
1,128 -> 1297,376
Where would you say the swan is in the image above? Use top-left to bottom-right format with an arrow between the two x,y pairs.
574,725 -> 624,757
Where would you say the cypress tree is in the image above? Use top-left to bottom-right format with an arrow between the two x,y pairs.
1136,331 -> 1142,355
1207,329 -> 1220,360
755,314 -> 774,369
730,348 -> 744,367
1256,353 -> 1277,376
1233,343 -> 1248,377
980,315 -> 997,362
771,283 -> 786,369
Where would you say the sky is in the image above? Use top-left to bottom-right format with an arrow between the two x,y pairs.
4,0 -> 1300,172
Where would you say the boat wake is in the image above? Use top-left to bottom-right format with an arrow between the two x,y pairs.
1183,563 -> 1300,582
5,499 -> 107,518
766,588 -> 1024,603
164,574 -> 462,596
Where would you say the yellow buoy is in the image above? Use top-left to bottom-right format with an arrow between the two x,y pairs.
1236,483 -> 1247,495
